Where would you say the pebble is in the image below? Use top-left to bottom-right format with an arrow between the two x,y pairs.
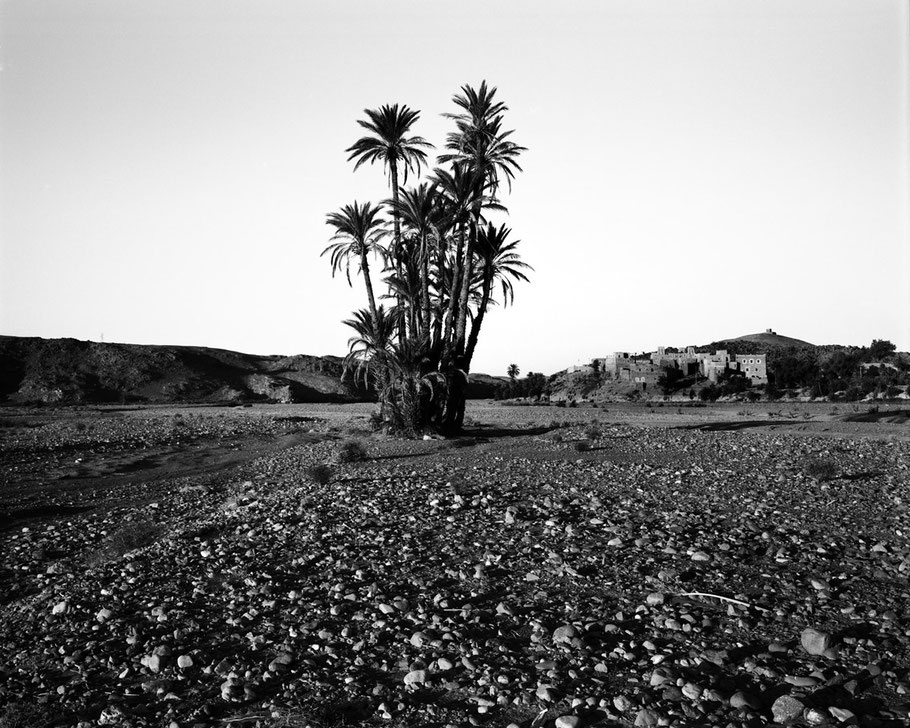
634,708 -> 662,727
553,624 -> 578,643
555,716 -> 580,728
404,669 -> 427,686
801,628 -> 836,656
771,695 -> 805,723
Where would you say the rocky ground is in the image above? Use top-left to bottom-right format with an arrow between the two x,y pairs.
0,403 -> 908,728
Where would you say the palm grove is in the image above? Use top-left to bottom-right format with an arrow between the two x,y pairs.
323,82 -> 530,435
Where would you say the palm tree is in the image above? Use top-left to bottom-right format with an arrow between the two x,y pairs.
323,201 -> 386,326
346,105 -> 433,260
386,182 -> 446,339
439,82 -> 526,197
464,223 -> 532,365
438,83 -> 526,362
507,363 -> 520,381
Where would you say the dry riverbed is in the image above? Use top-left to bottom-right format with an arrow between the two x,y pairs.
0,401 -> 908,728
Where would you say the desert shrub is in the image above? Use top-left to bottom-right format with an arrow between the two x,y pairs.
804,457 -> 838,482
551,433 -> 563,443
87,522 -> 163,566
337,439 -> 368,463
699,384 -> 721,402
584,425 -> 601,440
575,439 -> 593,452
306,464 -> 334,485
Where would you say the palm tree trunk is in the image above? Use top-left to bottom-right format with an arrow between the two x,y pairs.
464,273 -> 492,368
419,232 -> 431,342
442,221 -> 465,354
360,251 -> 379,326
454,216 -> 478,353
390,163 -> 407,343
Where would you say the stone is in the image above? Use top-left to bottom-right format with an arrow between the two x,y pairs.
553,624 -> 578,644
613,695 -> 635,712
52,601 -> 69,615
555,716 -> 581,728
646,592 -> 665,606
804,707 -> 830,725
729,690 -> 761,710
403,669 -> 427,686
96,608 -> 113,623
829,707 -> 856,723
177,655 -> 194,669
771,695 -> 805,723
634,708 -> 661,727
800,628 -> 836,656
536,685 -> 559,702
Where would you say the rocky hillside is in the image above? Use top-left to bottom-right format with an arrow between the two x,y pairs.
0,336 -> 363,405
0,336 -> 508,406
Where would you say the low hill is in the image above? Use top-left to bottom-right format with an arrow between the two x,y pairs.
0,336 -> 508,406
0,336 -> 363,405
728,330 -> 815,348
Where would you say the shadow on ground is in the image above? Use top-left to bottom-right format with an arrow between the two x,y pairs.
676,420 -> 792,432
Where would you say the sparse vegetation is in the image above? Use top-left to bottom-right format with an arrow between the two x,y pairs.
305,464 -> 334,485
804,457 -> 838,482
86,522 -> 163,565
336,439 -> 368,463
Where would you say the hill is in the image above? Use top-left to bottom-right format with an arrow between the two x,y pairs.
0,336 -> 508,406
0,336 -> 364,405
728,329 -> 815,348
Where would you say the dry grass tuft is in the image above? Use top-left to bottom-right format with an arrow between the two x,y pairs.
336,439 -> 368,463
305,464 -> 334,485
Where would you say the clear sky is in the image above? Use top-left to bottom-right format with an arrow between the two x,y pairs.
2,0 -> 908,375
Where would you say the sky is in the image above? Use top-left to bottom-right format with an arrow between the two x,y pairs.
2,0 -> 908,376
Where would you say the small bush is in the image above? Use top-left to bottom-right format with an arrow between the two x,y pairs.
575,439 -> 593,452
583,425 -> 601,440
306,464 -> 333,485
804,457 -> 838,482
86,522 -> 163,566
337,439 -> 368,463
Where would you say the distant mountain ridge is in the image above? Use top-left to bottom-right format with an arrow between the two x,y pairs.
0,336 -> 506,406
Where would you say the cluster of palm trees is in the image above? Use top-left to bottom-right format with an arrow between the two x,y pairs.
323,82 -> 530,434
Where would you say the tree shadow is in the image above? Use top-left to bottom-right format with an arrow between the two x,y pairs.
0,504 -> 92,531
840,470 -> 885,481
461,425 -> 553,438
676,420 -> 792,432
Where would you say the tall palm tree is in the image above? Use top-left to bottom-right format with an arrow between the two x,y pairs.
438,83 -> 526,361
323,201 -> 387,326
386,182 -> 446,339
439,82 -> 526,197
507,363 -> 520,381
346,105 -> 433,261
465,223 -> 532,365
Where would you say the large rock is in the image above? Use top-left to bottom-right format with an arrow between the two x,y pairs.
800,628 -> 836,656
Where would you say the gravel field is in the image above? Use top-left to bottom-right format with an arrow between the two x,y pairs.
0,402 -> 908,728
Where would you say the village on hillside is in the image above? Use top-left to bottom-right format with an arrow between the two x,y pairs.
544,330 -> 909,403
